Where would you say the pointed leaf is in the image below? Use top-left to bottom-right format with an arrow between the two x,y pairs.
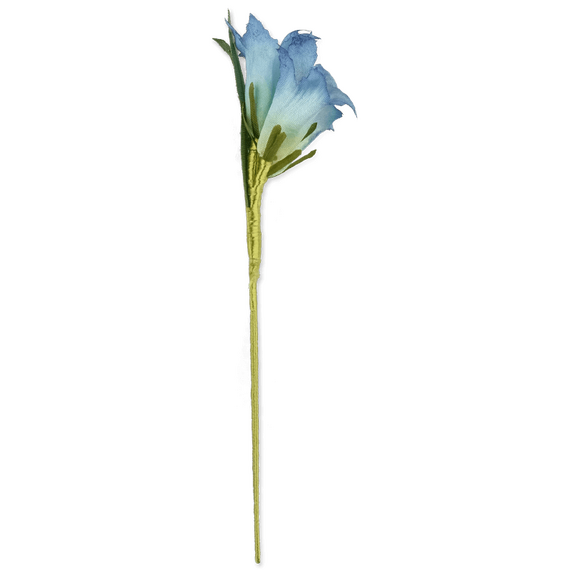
213,38 -> 231,55
227,11 -> 250,206
239,114 -> 251,208
227,12 -> 246,108
241,102 -> 255,139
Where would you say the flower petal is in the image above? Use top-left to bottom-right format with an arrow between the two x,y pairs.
267,105 -> 343,177
226,14 -> 280,129
280,31 -> 320,82
225,20 -> 246,54
299,105 -> 343,151
258,47 -> 332,160
315,64 -> 357,116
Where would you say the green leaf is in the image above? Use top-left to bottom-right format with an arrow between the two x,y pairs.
239,115 -> 251,208
213,38 -> 231,55
301,122 -> 318,141
226,11 -> 251,206
227,11 -> 245,108
241,111 -> 255,139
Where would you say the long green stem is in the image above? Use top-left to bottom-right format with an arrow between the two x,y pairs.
246,145 -> 270,564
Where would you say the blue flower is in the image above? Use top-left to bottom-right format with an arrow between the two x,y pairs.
227,15 -> 356,175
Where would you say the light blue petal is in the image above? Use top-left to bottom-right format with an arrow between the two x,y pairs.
225,20 -> 246,54
226,14 -> 280,129
315,64 -> 357,116
299,105 -> 343,151
280,31 -> 320,82
259,47 -> 332,160
268,105 -> 343,177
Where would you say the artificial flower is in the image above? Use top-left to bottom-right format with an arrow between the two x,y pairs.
227,14 -> 356,175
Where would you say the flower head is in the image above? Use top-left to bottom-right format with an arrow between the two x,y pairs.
227,15 -> 356,176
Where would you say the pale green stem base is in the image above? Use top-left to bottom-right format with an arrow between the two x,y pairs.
246,145 -> 270,564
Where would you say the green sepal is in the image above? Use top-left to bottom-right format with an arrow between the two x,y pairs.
267,150 -> 302,177
263,125 -> 287,162
282,149 -> 317,174
301,122 -> 318,141
264,125 -> 282,154
213,38 -> 231,55
241,102 -> 255,139
249,83 -> 260,140
264,133 -> 287,162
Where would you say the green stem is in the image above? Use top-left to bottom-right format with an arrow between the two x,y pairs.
246,144 -> 270,564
